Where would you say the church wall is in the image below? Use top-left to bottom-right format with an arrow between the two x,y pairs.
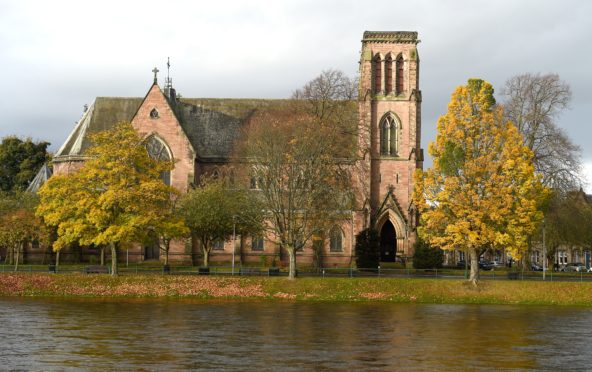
131,84 -> 195,193
32,31 -> 422,268
52,159 -> 85,176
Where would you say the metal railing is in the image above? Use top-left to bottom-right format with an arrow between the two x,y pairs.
2,264 -> 592,282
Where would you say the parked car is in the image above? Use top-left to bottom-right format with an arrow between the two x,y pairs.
531,263 -> 543,271
456,260 -> 468,269
562,263 -> 587,272
490,261 -> 504,268
479,261 -> 494,271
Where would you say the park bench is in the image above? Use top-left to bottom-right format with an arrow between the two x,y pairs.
84,265 -> 109,274
240,267 -> 262,276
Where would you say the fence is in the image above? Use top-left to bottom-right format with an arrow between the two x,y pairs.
2,264 -> 592,282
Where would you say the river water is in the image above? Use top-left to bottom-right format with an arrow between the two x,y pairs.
1,298 -> 591,371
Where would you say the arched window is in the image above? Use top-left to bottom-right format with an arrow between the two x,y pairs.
213,240 -> 224,251
385,54 -> 393,94
380,115 -> 399,156
251,236 -> 264,251
145,135 -> 171,185
373,55 -> 382,94
329,226 -> 343,252
396,56 -> 404,94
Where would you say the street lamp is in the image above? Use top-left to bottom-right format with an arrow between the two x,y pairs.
232,215 -> 237,276
542,217 -> 546,281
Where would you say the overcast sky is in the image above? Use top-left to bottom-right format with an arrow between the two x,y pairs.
1,0 -> 590,188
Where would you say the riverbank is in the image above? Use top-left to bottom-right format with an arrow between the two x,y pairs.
1,273 -> 591,305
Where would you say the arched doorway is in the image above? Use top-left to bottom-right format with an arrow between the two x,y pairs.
380,220 -> 397,262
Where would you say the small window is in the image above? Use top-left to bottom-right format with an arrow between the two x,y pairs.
374,55 -> 382,93
250,176 -> 263,190
329,227 -> 343,252
31,240 -> 40,250
294,238 -> 304,252
396,56 -> 404,94
212,240 -> 224,251
385,54 -> 393,94
150,108 -> 159,118
250,176 -> 258,190
252,237 -> 264,251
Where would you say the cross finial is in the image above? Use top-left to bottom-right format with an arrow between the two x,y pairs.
152,67 -> 159,83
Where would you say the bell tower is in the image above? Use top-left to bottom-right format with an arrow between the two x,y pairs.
358,31 -> 423,260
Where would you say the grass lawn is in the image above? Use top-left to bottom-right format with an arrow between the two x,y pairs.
1,273 -> 592,306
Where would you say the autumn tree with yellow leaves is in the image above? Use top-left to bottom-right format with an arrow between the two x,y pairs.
413,79 -> 547,283
37,122 -> 186,276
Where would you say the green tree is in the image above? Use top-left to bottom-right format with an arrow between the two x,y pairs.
151,195 -> 189,266
0,136 -> 50,192
178,177 -> 263,268
540,190 -> 592,266
0,191 -> 48,270
355,228 -> 380,269
413,79 -> 547,284
412,239 -> 443,269
37,122 -> 178,276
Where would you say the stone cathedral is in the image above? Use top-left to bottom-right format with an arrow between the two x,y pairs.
47,31 -> 423,267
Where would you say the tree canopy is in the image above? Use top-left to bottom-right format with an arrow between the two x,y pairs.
502,73 -> 580,192
37,122 -> 180,275
413,79 -> 547,283
0,191 -> 48,270
239,108 -> 352,279
0,136 -> 50,192
178,176 -> 263,268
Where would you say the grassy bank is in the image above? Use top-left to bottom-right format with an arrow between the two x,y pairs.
1,273 -> 592,306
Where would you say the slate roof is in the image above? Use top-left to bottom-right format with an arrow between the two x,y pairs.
55,93 -> 357,161
56,97 -> 142,157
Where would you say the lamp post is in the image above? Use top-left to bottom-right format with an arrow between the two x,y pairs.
542,217 -> 546,281
232,215 -> 237,276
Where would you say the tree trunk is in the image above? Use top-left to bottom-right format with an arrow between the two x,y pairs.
288,248 -> 296,280
164,243 -> 169,266
469,248 -> 479,285
56,250 -> 60,270
110,242 -> 118,276
202,248 -> 209,268
100,247 -> 105,266
6,245 -> 13,265
14,244 -> 20,272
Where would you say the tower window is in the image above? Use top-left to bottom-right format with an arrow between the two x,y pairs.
150,108 -> 159,118
385,55 -> 393,93
380,115 -> 399,156
373,55 -> 382,94
396,56 -> 404,94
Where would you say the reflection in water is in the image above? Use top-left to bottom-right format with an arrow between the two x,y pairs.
1,298 -> 592,370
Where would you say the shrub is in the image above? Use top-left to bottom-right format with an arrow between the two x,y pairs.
412,239 -> 443,269
355,228 -> 380,268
